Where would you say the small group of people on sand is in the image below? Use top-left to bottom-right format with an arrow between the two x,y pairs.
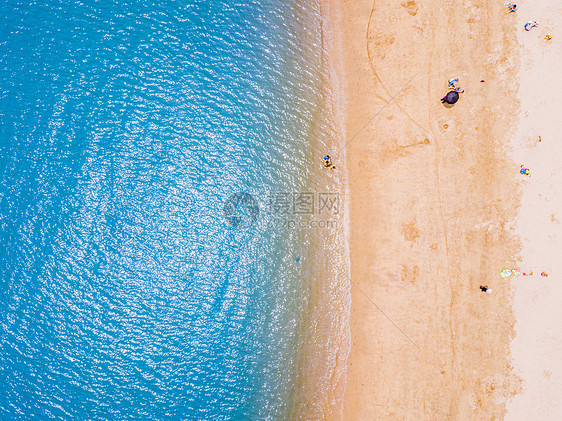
503,1 -> 556,40
504,2 -> 552,39
440,77 -> 464,104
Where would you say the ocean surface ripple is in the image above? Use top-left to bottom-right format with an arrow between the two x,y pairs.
0,0 -> 339,419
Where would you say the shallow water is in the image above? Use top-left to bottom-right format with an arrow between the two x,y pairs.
0,0 -> 347,419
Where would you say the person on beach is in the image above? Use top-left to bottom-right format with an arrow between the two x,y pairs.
524,21 -> 539,31
322,155 -> 334,169
448,78 -> 464,93
520,165 -> 530,176
480,285 -> 493,294
506,2 -> 518,12
545,34 -> 552,41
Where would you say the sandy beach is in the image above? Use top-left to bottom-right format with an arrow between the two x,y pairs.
326,0 -> 562,418
506,2 -> 562,419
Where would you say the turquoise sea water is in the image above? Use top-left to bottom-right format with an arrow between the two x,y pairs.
0,0 -> 346,419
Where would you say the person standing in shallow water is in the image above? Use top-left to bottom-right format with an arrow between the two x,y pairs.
322,155 -> 335,169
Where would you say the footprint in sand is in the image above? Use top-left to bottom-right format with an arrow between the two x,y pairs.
401,222 -> 421,243
401,0 -> 419,16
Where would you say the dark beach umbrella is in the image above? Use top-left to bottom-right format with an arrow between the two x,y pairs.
441,91 -> 459,104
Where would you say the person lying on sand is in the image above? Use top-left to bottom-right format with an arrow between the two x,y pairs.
480,285 -> 493,294
524,21 -> 539,31
503,1 -> 517,12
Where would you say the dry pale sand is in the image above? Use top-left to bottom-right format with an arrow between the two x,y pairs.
506,2 -> 562,420
329,0 -> 534,419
